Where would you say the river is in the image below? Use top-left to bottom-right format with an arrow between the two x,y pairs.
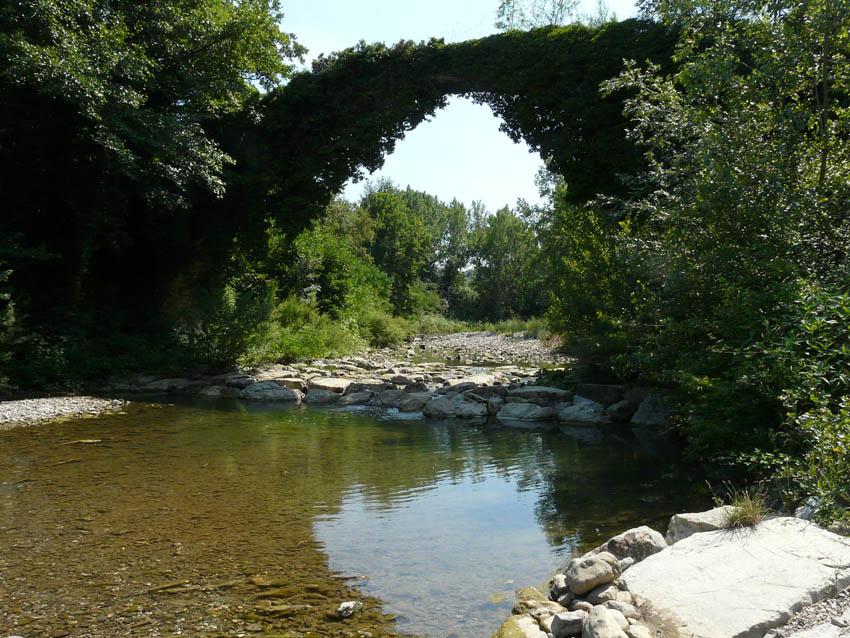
0,397 -> 710,637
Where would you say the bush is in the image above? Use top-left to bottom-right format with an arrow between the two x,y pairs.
175,275 -> 276,368
241,297 -> 365,365
413,314 -> 470,335
359,309 -> 410,348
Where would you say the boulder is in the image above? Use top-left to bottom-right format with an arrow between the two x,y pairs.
583,606 -> 628,638
303,389 -> 339,405
276,377 -> 308,392
603,600 -> 639,619
498,402 -> 556,421
630,394 -> 674,428
455,398 -> 488,419
565,552 -> 620,595
493,614 -> 548,638
239,382 -> 302,401
574,383 -> 623,406
308,377 -> 351,393
445,374 -> 494,388
558,397 -> 611,426
346,378 -> 390,394
625,626 -> 652,638
377,389 -> 405,408
665,505 -> 735,544
605,400 -> 637,423
509,385 -> 573,403
622,517 -> 850,638
399,392 -> 433,412
488,396 -> 505,414
517,586 -> 550,603
199,385 -> 240,398
219,374 -> 256,389
550,573 -> 569,600
607,608 -> 630,631
403,381 -> 430,393
550,610 -> 587,638
423,396 -> 457,419
337,391 -> 372,406
140,378 -> 194,392
587,525 -> 667,564
586,583 -> 620,605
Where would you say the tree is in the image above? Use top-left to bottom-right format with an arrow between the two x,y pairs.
470,207 -> 544,320
362,191 -> 430,315
0,0 -> 303,324
495,0 -> 580,29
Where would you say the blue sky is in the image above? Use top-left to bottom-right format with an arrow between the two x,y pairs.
284,1 -> 638,211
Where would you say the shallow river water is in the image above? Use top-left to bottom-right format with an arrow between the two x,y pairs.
0,398 -> 710,638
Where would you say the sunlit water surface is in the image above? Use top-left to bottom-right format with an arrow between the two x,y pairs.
0,398 -> 709,637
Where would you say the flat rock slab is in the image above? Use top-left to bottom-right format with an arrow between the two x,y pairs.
622,518 -> 850,638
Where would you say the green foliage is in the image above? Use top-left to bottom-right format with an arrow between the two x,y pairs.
175,274 -> 276,369
240,297 -> 365,365
358,310 -> 412,348
412,314 -> 471,335
469,207 -> 545,321
362,190 -> 430,315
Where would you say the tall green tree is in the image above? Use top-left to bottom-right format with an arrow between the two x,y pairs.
362,191 -> 430,315
0,0 -> 302,324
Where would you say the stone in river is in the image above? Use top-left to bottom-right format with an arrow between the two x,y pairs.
399,392 -> 433,412
565,552 -> 620,595
550,610 -> 587,638
337,391 -> 372,406
309,377 -> 351,393
583,606 -> 628,638
303,389 -> 339,405
239,382 -> 302,402
586,525 -> 668,563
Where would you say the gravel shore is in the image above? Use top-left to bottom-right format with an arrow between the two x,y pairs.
0,396 -> 127,430
770,586 -> 850,637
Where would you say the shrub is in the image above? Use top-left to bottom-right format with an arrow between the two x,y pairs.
241,297 -> 365,365
359,309 -> 410,348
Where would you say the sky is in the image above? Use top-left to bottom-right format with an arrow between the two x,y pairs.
283,0 -> 638,212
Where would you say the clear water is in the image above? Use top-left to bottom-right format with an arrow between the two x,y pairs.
0,398 -> 710,638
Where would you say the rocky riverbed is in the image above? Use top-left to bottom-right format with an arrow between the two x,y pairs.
96,332 -> 672,437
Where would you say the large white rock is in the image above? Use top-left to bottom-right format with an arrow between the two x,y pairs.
498,402 -> 556,421
558,396 -> 611,425
239,382 -> 302,402
587,525 -> 668,563
665,505 -> 735,544
309,377 -> 351,393
622,517 -> 850,638
509,386 -> 573,402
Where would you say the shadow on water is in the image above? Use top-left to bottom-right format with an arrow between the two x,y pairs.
0,396 -> 710,638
